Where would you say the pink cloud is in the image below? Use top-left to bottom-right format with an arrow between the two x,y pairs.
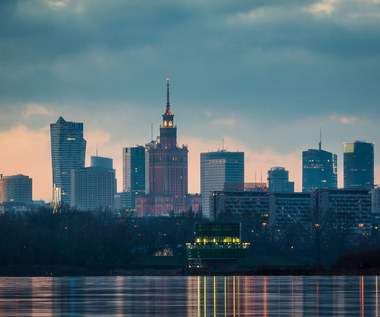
0,126 -> 51,201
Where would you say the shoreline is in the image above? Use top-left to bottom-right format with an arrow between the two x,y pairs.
1,266 -> 380,277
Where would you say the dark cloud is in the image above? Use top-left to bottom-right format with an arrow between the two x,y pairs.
0,0 -> 379,157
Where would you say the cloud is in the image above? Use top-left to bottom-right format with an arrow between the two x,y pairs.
306,0 -> 341,16
329,114 -> 358,124
211,118 -> 237,128
24,103 -> 54,119
45,0 -> 71,8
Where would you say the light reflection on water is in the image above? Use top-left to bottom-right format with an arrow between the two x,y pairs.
0,276 -> 378,316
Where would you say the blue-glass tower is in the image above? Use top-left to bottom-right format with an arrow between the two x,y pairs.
344,140 -> 374,189
302,136 -> 337,192
50,117 -> 86,205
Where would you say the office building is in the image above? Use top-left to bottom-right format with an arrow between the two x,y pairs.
372,187 -> 380,213
201,150 -> 244,218
267,167 -> 294,193
313,189 -> 372,235
210,190 -> 269,222
71,157 -> 115,210
268,192 -> 311,226
302,140 -> 337,192
91,156 -> 113,169
0,174 -> 32,204
122,146 -> 147,210
344,141 -> 374,189
50,117 -> 86,205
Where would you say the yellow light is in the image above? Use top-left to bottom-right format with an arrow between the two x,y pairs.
262,223 -> 267,227
358,223 -> 364,227
315,223 -> 319,227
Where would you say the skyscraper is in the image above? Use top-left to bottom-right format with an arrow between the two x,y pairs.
302,137 -> 337,192
267,167 -> 294,193
122,146 -> 147,209
0,174 -> 32,204
344,140 -> 374,189
147,79 -> 188,214
50,117 -> 86,205
71,159 -> 115,211
201,150 -> 244,218
91,156 -> 113,169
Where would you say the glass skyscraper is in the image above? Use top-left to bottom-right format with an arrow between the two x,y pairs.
50,116 -> 86,205
122,146 -> 147,209
344,140 -> 374,189
302,144 -> 337,192
267,167 -> 294,193
201,150 -> 244,218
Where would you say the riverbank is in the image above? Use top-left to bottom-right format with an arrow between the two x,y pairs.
1,253 -> 380,276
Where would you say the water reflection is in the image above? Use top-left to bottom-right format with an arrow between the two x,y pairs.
0,276 -> 379,316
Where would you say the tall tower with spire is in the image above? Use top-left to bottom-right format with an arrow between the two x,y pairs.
142,79 -> 188,215
160,79 -> 177,148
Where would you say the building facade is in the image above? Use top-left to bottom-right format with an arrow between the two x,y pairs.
91,156 -> 113,169
313,189 -> 372,235
50,117 -> 86,205
344,141 -> 374,189
267,167 -> 294,193
302,145 -> 337,192
0,174 -> 32,204
371,187 -> 380,214
71,164 -> 115,211
137,79 -> 188,215
201,150 -> 244,218
268,192 -> 312,226
122,146 -> 147,210
210,190 -> 269,222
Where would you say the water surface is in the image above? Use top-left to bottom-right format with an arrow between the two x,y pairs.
0,276 -> 378,316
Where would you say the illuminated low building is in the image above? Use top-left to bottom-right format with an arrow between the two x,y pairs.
186,223 -> 249,272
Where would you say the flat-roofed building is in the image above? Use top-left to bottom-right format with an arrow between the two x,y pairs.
0,174 -> 32,204
71,165 -> 115,211
201,150 -> 244,218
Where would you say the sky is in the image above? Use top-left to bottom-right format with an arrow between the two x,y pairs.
0,0 -> 380,201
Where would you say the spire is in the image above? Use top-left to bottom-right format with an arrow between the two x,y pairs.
165,78 -> 172,115
319,126 -> 322,150
167,78 -> 170,106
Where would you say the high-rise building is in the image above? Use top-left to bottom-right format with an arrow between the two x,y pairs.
201,150 -> 244,218
344,141 -> 374,189
146,79 -> 188,215
50,117 -> 86,205
371,187 -> 380,213
71,157 -> 115,210
0,174 -> 32,204
122,146 -> 147,209
302,138 -> 337,192
123,146 -> 146,193
267,167 -> 294,193
91,156 -> 113,169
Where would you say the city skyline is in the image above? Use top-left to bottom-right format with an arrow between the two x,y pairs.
0,0 -> 380,200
